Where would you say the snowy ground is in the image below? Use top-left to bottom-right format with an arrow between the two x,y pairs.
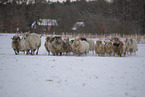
0,33 -> 145,97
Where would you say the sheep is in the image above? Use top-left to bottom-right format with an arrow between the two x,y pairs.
72,39 -> 89,56
50,36 -> 64,56
87,39 -> 95,54
21,37 -> 31,55
22,32 -> 41,55
133,39 -> 138,52
47,40 -> 55,55
104,40 -> 113,56
44,36 -> 52,55
125,38 -> 132,55
44,36 -> 62,55
80,37 -> 95,54
11,35 -> 22,55
63,37 -> 72,54
112,37 -> 126,57
95,40 -> 105,56
125,38 -> 138,55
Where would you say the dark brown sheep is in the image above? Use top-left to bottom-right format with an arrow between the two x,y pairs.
11,35 -> 21,55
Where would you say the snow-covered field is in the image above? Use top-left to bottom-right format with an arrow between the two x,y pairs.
0,33 -> 145,97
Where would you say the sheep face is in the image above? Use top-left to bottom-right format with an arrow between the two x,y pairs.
23,34 -> 29,40
96,41 -> 103,46
11,36 -> 20,43
73,41 -> 80,48
46,37 -> 50,42
113,42 -> 120,47
112,37 -> 120,47
53,38 -> 62,46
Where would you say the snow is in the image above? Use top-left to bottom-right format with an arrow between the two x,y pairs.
0,33 -> 145,97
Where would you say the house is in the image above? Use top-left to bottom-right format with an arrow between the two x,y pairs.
31,19 -> 58,33
72,22 -> 85,31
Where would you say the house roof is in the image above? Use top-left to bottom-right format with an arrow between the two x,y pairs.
72,22 -> 85,30
31,19 -> 58,28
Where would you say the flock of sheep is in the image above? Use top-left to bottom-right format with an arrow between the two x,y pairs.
11,32 -> 138,57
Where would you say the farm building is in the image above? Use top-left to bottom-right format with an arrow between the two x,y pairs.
31,19 -> 58,33
72,22 -> 85,33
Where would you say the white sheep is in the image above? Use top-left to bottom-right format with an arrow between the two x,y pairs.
22,33 -> 41,55
133,39 -> 138,52
125,38 -> 138,55
72,39 -> 89,56
87,39 -> 95,54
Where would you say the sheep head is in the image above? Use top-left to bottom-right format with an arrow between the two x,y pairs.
11,36 -> 20,43
23,32 -> 30,40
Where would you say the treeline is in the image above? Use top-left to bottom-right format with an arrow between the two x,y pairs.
0,0 -> 145,34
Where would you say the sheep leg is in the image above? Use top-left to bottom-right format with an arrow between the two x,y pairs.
36,48 -> 39,55
73,52 -> 76,56
13,49 -> 17,55
23,50 -> 25,54
118,51 -> 122,57
31,49 -> 35,55
26,50 -> 29,55
31,51 -> 33,55
48,51 -> 50,55
53,53 -> 55,56
92,50 -> 94,54
17,50 -> 19,54
60,52 -> 62,56
78,53 -> 80,56
124,52 -> 126,56
36,51 -> 38,55
15,51 -> 18,55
